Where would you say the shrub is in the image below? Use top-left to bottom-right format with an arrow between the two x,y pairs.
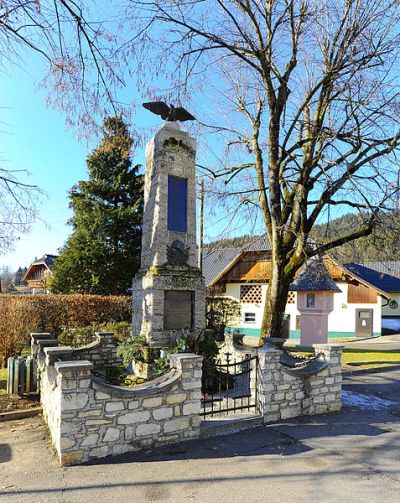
0,294 -> 131,367
58,322 -> 132,348
206,294 -> 241,341
116,335 -> 147,367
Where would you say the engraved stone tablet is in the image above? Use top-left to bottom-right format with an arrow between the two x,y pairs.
164,290 -> 194,330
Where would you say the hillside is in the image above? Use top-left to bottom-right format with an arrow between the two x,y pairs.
206,213 -> 400,262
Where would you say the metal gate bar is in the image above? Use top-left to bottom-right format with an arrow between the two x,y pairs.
201,352 -> 258,418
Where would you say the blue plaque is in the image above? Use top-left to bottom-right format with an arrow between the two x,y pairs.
168,176 -> 187,232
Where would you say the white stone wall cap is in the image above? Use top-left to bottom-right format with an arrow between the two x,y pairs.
171,353 -> 203,360
55,360 -> 94,373
95,331 -> 114,336
31,332 -> 52,339
44,346 -> 73,355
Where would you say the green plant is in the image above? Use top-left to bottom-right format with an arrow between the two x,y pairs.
152,355 -> 170,378
206,294 -> 241,341
58,326 -> 97,347
186,329 -> 219,359
116,335 -> 146,367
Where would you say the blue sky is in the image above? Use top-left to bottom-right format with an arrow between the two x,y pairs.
0,57 -> 238,272
0,60 -> 91,270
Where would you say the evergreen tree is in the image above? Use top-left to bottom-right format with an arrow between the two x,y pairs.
14,266 -> 28,286
51,116 -> 143,295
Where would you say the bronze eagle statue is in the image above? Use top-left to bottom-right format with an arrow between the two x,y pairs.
143,102 -> 196,122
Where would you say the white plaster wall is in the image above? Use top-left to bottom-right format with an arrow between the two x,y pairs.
225,283 -> 266,329
224,281 -> 382,336
328,282 -> 381,335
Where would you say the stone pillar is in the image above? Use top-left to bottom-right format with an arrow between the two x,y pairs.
132,122 -> 205,347
256,347 -> 281,423
31,332 -> 53,358
55,360 -> 94,466
312,344 -> 343,412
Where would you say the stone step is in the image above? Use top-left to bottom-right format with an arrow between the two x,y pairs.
200,413 -> 263,438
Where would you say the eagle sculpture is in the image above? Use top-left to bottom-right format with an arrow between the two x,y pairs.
143,102 -> 196,122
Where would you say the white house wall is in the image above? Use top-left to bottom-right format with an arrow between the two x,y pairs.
224,282 -> 382,340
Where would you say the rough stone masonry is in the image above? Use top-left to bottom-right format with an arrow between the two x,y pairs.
132,121 -> 205,347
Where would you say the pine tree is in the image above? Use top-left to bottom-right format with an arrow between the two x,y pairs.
14,266 -> 28,286
51,116 -> 143,295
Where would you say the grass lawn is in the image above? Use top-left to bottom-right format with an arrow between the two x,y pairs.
0,367 -> 7,395
288,346 -> 400,370
342,348 -> 400,369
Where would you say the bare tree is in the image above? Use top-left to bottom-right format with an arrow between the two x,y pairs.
0,1 -> 123,251
126,0 -> 400,337
0,166 -> 40,254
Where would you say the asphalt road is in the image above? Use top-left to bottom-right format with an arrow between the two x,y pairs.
341,334 -> 400,352
1,371 -> 400,503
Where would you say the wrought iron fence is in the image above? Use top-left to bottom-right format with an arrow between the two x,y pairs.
201,352 -> 258,418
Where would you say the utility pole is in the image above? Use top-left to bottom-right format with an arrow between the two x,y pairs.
198,178 -> 204,271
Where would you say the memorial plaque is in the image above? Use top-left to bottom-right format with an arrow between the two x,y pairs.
168,176 -> 187,232
164,290 -> 194,330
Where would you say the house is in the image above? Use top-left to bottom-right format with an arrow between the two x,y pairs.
203,237 -> 400,340
23,254 -> 58,294
347,262 -> 400,334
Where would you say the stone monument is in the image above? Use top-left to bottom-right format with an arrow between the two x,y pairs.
132,119 -> 205,347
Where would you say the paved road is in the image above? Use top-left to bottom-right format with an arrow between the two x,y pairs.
1,371 -> 400,503
341,334 -> 400,352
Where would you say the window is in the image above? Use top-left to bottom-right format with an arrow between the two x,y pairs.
168,176 -> 187,232
240,285 -> 262,303
287,291 -> 296,304
306,293 -> 315,308
244,312 -> 256,323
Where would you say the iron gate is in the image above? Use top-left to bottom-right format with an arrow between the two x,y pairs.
201,352 -> 258,418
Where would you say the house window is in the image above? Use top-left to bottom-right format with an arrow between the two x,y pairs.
244,312 -> 256,323
240,285 -> 262,303
306,293 -> 315,308
287,291 -> 296,304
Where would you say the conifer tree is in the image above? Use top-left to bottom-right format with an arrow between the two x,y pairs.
51,116 -> 143,295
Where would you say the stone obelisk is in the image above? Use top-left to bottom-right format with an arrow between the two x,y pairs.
132,121 -> 205,347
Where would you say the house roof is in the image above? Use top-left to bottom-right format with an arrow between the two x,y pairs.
202,247 -> 242,286
345,263 -> 400,293
362,261 -> 400,279
290,256 -> 342,292
30,254 -> 58,268
22,254 -> 59,282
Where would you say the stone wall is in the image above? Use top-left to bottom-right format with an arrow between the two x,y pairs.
39,350 -> 202,466
218,334 -> 342,421
257,344 -> 343,422
32,332 -> 122,370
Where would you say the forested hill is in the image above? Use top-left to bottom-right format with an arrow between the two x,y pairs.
206,213 -> 400,262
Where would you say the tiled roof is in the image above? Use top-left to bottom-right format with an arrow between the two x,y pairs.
362,261 -> 400,279
345,263 -> 400,293
290,256 -> 341,292
202,247 -> 242,286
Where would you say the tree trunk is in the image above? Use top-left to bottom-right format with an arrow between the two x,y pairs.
261,252 -> 296,339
